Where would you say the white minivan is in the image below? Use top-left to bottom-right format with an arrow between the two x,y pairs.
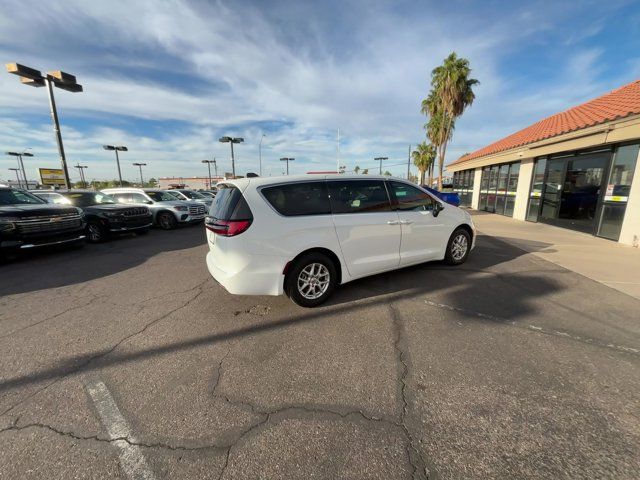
205,175 -> 475,307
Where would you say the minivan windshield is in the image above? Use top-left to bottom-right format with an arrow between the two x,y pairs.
0,189 -> 46,205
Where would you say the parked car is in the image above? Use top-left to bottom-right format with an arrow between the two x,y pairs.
421,186 -> 460,207
0,186 -> 85,261
205,175 -> 475,307
197,190 -> 217,199
102,188 -> 206,229
168,189 -> 213,208
35,190 -> 153,243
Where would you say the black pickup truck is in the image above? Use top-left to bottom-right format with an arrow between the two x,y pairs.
0,186 -> 86,260
34,190 -> 153,243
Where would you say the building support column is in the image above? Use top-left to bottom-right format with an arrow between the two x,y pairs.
471,168 -> 482,210
618,147 -> 640,247
513,158 -> 534,221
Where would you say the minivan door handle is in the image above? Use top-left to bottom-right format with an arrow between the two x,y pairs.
386,220 -> 400,225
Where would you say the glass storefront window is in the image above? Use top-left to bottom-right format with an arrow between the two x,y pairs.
527,158 -> 547,222
597,144 -> 639,240
452,168 -> 474,207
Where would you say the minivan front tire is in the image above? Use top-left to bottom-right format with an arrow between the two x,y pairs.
445,227 -> 471,265
286,252 -> 337,307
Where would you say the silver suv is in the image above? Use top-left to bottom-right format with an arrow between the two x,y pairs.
102,188 -> 206,229
167,189 -> 213,208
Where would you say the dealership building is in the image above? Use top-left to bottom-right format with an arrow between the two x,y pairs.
448,79 -> 640,246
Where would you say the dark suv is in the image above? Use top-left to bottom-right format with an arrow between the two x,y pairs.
0,186 -> 86,260
35,190 -> 153,243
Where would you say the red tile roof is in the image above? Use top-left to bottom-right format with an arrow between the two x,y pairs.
452,79 -> 640,165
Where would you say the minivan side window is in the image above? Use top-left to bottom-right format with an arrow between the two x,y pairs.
389,182 -> 436,211
327,180 -> 391,214
111,193 -> 131,203
262,182 -> 331,216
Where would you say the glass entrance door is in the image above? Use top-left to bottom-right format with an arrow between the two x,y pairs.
538,152 -> 610,234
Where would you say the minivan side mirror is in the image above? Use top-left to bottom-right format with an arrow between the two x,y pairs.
433,202 -> 444,217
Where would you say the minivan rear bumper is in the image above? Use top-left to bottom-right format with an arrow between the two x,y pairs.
206,250 -> 285,296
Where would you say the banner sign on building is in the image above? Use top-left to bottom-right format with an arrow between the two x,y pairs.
39,168 -> 66,186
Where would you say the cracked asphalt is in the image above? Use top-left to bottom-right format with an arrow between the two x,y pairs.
1,225 -> 639,479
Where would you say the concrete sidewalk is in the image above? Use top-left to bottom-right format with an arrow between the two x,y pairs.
470,210 -> 640,299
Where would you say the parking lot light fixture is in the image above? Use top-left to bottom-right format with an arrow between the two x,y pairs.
280,157 -> 295,175
219,136 -> 244,178
6,63 -> 83,189
8,168 -> 21,187
6,151 -> 34,189
73,164 -> 88,188
202,159 -> 217,188
103,145 -> 128,186
132,162 -> 147,186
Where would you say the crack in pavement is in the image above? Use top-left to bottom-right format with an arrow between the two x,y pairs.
423,299 -> 640,356
390,304 -> 436,480
0,279 -> 210,418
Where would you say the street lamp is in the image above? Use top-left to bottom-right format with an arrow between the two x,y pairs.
280,157 -> 295,175
202,159 -> 217,189
103,145 -> 128,186
374,156 -> 389,175
132,162 -> 147,186
6,63 -> 83,189
73,164 -> 88,188
5,151 -> 33,189
259,134 -> 266,176
8,168 -> 21,187
219,136 -> 243,178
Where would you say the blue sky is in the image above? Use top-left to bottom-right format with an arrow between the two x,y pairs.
1,0 -> 639,183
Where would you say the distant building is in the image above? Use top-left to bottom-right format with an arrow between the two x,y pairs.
158,176 -> 224,190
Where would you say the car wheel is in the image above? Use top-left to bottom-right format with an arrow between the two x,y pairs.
157,212 -> 177,230
86,221 -> 107,243
445,228 -> 471,265
286,252 -> 337,308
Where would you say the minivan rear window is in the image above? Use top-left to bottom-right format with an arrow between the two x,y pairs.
209,186 -> 253,220
262,182 -> 330,216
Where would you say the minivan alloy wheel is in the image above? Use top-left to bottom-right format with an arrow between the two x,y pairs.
297,263 -> 330,300
451,233 -> 468,261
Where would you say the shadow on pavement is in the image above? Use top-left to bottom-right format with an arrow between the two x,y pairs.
0,226 -> 206,296
0,235 -> 564,395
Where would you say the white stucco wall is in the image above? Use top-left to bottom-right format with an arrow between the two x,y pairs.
471,168 -> 482,209
513,158 -> 534,221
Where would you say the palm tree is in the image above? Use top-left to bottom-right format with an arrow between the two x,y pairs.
422,52 -> 478,189
354,165 -> 360,174
412,142 -> 436,185
424,106 -> 453,187
362,168 -> 369,175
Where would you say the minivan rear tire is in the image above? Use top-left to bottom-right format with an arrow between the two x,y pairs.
445,227 -> 471,265
286,252 -> 337,308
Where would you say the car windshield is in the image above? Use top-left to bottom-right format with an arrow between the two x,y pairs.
147,191 -> 179,202
164,191 -> 183,199
37,193 -> 71,205
0,189 -> 46,205
180,190 -> 206,199
65,192 -> 116,207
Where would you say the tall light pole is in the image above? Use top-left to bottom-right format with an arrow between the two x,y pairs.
6,151 -> 33,189
74,164 -> 88,188
202,159 -> 217,189
280,157 -> 295,175
133,162 -> 147,186
6,63 -> 83,189
103,145 -> 128,186
8,168 -> 21,187
219,136 -> 243,178
375,156 -> 388,175
259,134 -> 266,176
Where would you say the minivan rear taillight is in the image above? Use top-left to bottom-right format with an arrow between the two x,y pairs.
205,217 -> 252,237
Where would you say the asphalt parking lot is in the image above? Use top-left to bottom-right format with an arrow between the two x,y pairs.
0,226 -> 639,479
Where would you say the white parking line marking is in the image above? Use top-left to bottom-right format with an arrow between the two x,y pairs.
86,381 -> 157,480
